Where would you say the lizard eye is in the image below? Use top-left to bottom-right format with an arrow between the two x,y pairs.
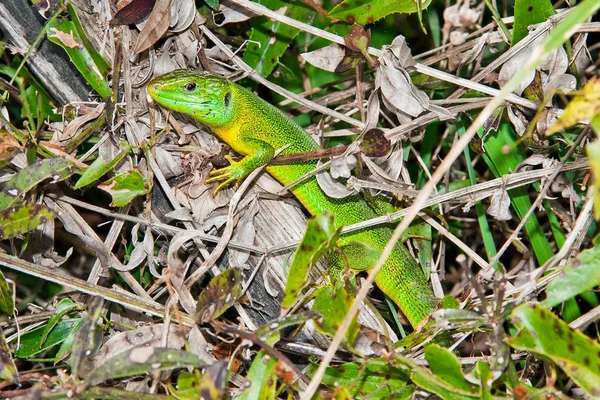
224,92 -> 232,107
184,82 -> 197,91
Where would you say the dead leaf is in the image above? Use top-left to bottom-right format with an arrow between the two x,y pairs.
457,32 -> 488,72
215,3 -> 256,26
536,107 -> 561,135
111,0 -> 155,25
229,199 -> 258,267
56,103 -> 105,143
506,105 -> 527,136
0,129 -> 22,161
134,0 -> 171,54
386,35 -> 416,69
498,36 -> 543,95
488,188 -> 512,221
78,324 -> 188,378
169,0 -> 195,32
377,62 -> 429,118
300,44 -> 347,73
48,28 -> 82,49
330,151 -> 356,180
316,159 -> 356,199
540,46 -> 568,82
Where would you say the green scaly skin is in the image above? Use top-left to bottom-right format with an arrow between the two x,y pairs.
147,70 -> 438,327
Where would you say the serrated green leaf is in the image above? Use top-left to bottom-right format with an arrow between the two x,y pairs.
508,304 -> 600,398
543,244 -> 600,307
281,211 -> 341,309
0,269 -> 14,315
14,319 -> 80,358
512,0 -> 555,45
243,0 -> 314,77
196,268 -> 242,323
307,358 -> 412,400
329,0 -> 432,25
74,146 -> 131,189
46,9 -> 112,99
312,281 -> 358,345
87,348 -> 205,386
0,204 -> 56,240
98,169 -> 150,207
0,158 -> 79,211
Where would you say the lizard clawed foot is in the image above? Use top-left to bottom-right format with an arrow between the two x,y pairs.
205,155 -> 247,195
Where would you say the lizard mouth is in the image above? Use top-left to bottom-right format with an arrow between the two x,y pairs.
147,80 -> 192,109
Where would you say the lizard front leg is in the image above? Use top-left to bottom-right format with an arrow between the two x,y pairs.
206,137 -> 275,195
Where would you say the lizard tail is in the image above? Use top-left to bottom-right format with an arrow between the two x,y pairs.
374,256 -> 438,327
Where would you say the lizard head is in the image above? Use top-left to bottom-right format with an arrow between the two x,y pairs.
147,70 -> 235,128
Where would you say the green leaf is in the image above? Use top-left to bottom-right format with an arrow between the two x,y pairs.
0,203 -> 56,241
255,311 -> 320,346
329,0 -> 432,25
281,211 -> 341,309
98,169 -> 150,207
237,351 -> 278,400
425,344 -> 479,394
41,298 -> 79,348
408,368 -> 479,399
473,361 -> 493,399
74,146 -> 131,189
54,318 -> 84,364
0,269 -> 14,316
14,319 -> 80,358
170,369 -> 224,400
196,268 -> 242,323
243,0 -> 314,77
87,348 -> 205,386
171,371 -> 203,400
205,0 -> 219,9
480,123 -> 554,265
46,8 -> 112,99
0,327 -> 18,384
307,358 -> 413,400
312,281 -> 358,345
0,158 -> 79,211
512,0 -> 555,45
544,243 -> 600,306
509,304 -> 600,398
65,3 -> 111,76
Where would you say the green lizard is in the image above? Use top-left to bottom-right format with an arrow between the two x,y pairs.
147,70 -> 438,327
